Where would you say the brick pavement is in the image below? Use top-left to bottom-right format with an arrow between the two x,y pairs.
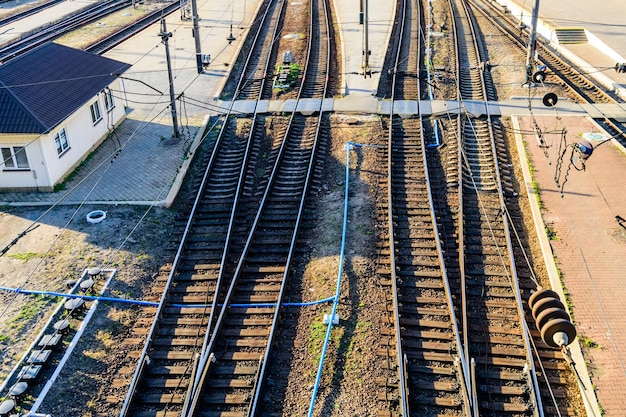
515,115 -> 626,416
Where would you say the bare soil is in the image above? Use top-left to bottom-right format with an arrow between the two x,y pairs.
0,0 -> 593,416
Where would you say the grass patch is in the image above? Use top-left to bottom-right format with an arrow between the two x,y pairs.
54,150 -> 96,192
545,225 -> 559,240
8,252 -> 41,263
7,295 -> 49,332
580,336 -> 601,349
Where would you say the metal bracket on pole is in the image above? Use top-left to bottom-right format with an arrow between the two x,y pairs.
525,0 -> 540,85
159,18 -> 180,138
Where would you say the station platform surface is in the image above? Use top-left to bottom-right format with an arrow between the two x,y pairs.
1,2 -> 626,415
513,115 -> 626,417
0,0 -> 98,46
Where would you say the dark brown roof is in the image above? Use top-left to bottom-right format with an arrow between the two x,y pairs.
0,42 -> 131,134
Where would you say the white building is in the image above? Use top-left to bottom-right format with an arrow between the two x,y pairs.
0,42 -> 131,192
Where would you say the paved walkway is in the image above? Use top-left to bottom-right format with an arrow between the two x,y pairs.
513,115 -> 626,416
0,0 -> 259,207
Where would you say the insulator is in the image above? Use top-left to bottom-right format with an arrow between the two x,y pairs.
615,63 -> 626,73
531,296 -> 565,321
577,140 -> 593,160
540,318 -> 577,348
532,70 -> 546,83
542,92 -> 558,107
535,306 -> 571,330
528,288 -> 560,310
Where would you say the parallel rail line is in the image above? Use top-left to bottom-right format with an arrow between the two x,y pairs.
116,0 -> 335,414
376,0 -> 470,415
467,0 -> 626,146
116,0 -> 285,415
375,0 -> 582,414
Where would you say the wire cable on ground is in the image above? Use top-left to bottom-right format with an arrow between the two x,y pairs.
306,141 -> 375,417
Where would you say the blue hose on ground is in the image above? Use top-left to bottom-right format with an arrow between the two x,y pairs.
0,288 -> 336,309
307,142 -> 358,417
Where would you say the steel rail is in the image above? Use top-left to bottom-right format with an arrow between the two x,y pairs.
184,0 -> 287,412
183,0 -> 332,413
383,0 -> 472,414
0,0 -> 133,63
450,0 -> 544,413
386,0 -> 412,414
259,2 -> 332,413
460,1 -> 545,415
0,0 -> 65,27
118,0 -> 279,415
86,1 -> 181,55
465,0 -> 626,147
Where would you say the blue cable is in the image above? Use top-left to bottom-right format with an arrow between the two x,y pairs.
307,142 -> 356,417
0,288 -> 336,309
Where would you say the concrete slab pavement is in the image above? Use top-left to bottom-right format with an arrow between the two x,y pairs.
0,0 -> 262,207
332,0 -> 395,96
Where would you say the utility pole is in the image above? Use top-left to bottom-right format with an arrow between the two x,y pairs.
362,0 -> 370,77
191,0 -> 203,73
160,18 -> 180,138
525,0 -> 540,84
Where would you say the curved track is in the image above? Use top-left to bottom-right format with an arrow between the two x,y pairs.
467,0 -> 626,147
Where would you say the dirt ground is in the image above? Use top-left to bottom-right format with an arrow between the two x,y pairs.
0,0 -> 597,416
0,205 -> 173,370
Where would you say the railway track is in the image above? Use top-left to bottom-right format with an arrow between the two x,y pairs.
374,0 -> 584,415
114,0 -> 335,414
114,0 -> 284,414
466,0 -> 626,147
0,0 -> 132,62
0,0 -> 181,62
375,0 -> 471,415
450,0 -> 566,415
0,0 -> 64,27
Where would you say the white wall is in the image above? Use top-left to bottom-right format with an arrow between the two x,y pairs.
0,134 -> 48,191
0,79 -> 127,192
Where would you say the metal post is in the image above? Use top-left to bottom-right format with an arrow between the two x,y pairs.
160,19 -> 180,138
191,0 -> 202,73
525,0 -> 540,84
362,0 -> 370,77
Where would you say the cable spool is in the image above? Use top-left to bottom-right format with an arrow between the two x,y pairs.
528,288 -> 576,348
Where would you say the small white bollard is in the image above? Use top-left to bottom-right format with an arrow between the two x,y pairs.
323,313 -> 339,325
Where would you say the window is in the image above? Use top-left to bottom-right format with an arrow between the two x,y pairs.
1,146 -> 29,170
104,89 -> 115,111
90,101 -> 102,124
54,128 -> 70,156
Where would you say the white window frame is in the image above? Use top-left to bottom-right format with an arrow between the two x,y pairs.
54,128 -> 70,156
104,89 -> 115,111
1,146 -> 30,170
90,101 -> 102,124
